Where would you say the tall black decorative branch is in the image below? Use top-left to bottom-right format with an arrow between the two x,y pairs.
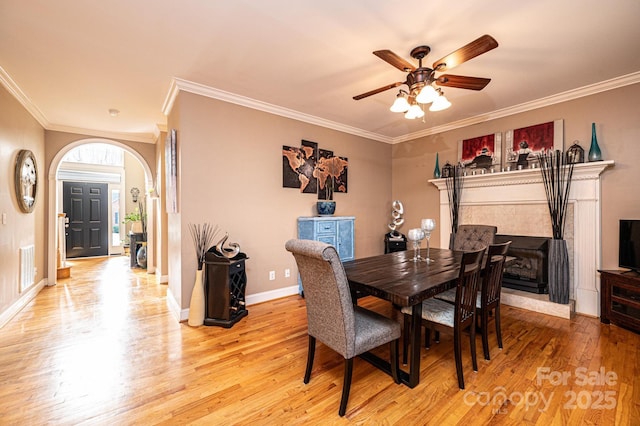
537,150 -> 575,240
188,223 -> 220,270
445,163 -> 464,245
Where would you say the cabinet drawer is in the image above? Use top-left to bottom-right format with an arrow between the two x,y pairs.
316,221 -> 337,235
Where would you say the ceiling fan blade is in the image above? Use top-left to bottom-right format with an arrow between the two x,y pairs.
436,75 -> 491,91
373,50 -> 416,72
432,35 -> 498,71
353,82 -> 404,100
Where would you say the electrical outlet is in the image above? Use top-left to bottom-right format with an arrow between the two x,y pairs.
269,271 -> 276,280
284,268 -> 290,278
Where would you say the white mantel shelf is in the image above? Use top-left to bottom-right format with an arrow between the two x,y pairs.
429,160 -> 614,191
429,160 -> 614,318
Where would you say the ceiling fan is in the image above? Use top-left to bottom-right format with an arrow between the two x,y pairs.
353,35 -> 498,119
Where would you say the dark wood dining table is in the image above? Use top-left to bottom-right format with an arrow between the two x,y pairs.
342,247 -> 464,388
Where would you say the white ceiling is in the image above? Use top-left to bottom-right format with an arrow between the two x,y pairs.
2,0 -> 640,144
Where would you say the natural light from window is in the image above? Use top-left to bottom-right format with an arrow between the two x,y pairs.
62,143 -> 124,166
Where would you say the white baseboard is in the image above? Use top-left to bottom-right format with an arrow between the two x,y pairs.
245,285 -> 299,306
165,287 -> 188,322
156,273 -> 168,284
0,278 -> 47,329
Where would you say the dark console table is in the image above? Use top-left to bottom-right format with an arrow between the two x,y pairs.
203,251 -> 248,328
599,270 -> 640,334
129,232 -> 146,268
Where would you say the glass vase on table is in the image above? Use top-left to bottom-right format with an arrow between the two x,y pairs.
407,228 -> 425,262
421,219 -> 436,263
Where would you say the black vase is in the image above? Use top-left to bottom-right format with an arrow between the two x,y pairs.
548,239 -> 569,304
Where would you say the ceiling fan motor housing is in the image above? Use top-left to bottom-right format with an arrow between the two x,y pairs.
406,68 -> 434,93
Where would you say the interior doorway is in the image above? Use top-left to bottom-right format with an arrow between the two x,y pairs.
63,181 -> 109,258
48,139 -> 156,285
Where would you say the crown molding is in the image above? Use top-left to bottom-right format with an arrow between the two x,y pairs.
0,65 -> 49,128
165,77 -> 394,144
393,71 -> 640,144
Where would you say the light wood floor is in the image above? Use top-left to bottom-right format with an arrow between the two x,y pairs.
1,256 -> 638,425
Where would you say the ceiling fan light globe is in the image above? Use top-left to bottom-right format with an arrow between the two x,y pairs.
416,85 -> 437,104
429,94 -> 451,111
390,96 -> 410,112
405,104 -> 424,119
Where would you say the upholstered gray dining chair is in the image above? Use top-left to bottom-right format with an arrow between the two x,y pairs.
436,241 -> 511,360
285,239 -> 400,417
401,248 -> 485,390
452,224 -> 497,251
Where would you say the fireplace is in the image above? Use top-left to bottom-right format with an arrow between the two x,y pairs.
494,234 -> 549,294
430,161 -> 613,317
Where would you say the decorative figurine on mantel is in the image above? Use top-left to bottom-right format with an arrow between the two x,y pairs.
441,161 -> 454,178
567,141 -> 585,164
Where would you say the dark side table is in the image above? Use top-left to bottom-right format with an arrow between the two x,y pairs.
204,252 -> 249,328
129,232 -> 146,267
384,232 -> 407,253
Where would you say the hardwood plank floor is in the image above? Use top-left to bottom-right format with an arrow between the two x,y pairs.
0,256 -> 638,425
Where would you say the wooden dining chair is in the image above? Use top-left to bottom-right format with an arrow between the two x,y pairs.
435,241 -> 511,360
285,239 -> 400,417
452,224 -> 497,251
401,248 -> 485,389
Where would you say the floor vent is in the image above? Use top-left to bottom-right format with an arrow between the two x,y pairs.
20,245 -> 35,292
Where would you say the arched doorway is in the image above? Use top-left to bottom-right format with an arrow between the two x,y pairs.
47,138 -> 156,285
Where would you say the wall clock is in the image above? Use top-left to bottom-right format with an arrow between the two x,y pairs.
15,149 -> 38,213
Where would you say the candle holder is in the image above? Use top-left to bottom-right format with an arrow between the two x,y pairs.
421,219 -> 436,263
407,228 -> 425,262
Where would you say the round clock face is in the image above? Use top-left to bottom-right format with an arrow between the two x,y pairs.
15,149 -> 38,213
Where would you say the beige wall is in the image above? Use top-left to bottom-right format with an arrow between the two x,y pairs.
392,83 -> 640,270
0,85 -> 46,317
168,91 -> 392,308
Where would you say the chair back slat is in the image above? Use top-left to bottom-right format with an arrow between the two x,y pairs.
285,239 -> 356,358
454,249 -> 485,328
482,241 -> 511,308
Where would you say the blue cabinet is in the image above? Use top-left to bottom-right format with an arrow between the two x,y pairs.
297,216 -> 355,293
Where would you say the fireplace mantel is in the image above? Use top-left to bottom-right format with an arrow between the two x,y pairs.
430,160 -> 614,317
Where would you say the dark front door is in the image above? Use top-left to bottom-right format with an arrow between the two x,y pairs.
64,181 -> 109,258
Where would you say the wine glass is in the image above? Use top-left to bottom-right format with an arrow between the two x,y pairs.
407,228 -> 425,262
421,219 -> 436,263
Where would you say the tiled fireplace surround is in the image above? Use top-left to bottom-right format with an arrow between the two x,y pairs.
430,161 -> 613,319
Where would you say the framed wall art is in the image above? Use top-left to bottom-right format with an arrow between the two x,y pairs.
282,139 -> 348,200
458,133 -> 502,172
282,140 -> 319,193
505,119 -> 563,169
